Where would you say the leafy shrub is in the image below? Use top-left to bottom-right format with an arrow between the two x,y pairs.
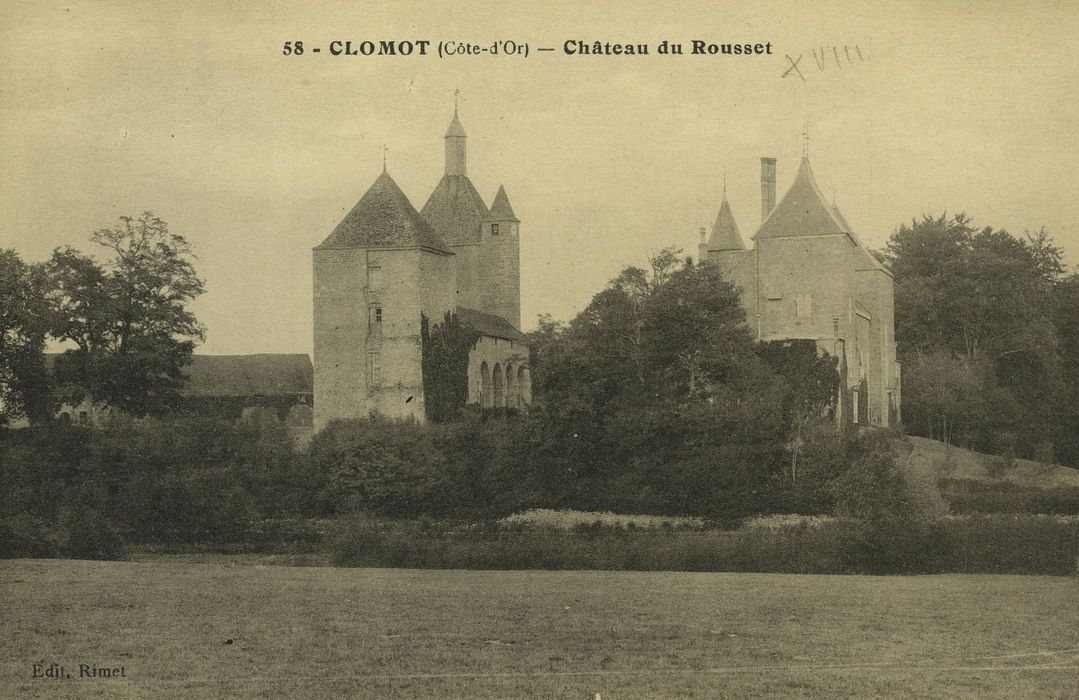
329,514 -> 1077,575
940,478 -> 1079,515
308,417 -> 443,517
0,514 -> 58,557
58,505 -> 125,560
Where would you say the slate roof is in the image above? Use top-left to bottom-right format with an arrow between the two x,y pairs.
316,171 -> 453,254
182,354 -> 313,397
420,174 -> 489,245
707,197 -> 746,251
486,185 -> 519,222
456,306 -> 527,343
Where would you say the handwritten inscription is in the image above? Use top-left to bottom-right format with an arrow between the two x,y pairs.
783,45 -> 866,82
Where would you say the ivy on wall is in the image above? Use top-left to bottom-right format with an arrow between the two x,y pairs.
420,312 -> 479,423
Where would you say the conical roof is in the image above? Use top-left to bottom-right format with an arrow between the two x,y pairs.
316,171 -> 452,253
486,185 -> 519,222
421,174 -> 489,245
754,157 -> 848,240
707,197 -> 745,251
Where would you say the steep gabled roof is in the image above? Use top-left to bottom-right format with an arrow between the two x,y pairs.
456,306 -> 526,342
486,185 -> 519,222
316,171 -> 452,254
754,157 -> 848,241
420,174 -> 489,245
182,354 -> 313,397
707,197 -> 746,251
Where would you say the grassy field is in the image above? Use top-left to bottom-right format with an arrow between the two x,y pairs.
1,559 -> 1077,698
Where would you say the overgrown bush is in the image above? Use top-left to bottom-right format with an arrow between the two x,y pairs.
940,478 -> 1079,515
329,514 -> 1078,575
58,504 -> 125,560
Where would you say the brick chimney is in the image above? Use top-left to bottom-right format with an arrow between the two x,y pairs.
760,157 -> 777,223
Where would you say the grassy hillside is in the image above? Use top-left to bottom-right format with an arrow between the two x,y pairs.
2,559 -> 1077,698
902,435 -> 1079,489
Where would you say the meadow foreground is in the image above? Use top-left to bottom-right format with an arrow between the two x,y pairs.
1,559 -> 1077,699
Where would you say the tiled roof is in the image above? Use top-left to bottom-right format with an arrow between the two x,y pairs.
316,171 -> 453,254
755,158 -> 848,241
486,185 -> 519,222
456,306 -> 526,342
45,352 -> 314,397
707,197 -> 745,251
420,174 -> 489,245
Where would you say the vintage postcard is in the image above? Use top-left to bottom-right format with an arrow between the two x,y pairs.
2,1 -> 1078,698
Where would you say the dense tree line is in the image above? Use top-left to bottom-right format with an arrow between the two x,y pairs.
0,212 -> 204,423
884,214 -> 1079,466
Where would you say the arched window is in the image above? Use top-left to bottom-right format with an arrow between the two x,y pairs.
518,366 -> 531,407
505,364 -> 518,409
492,363 -> 504,408
480,362 -> 492,409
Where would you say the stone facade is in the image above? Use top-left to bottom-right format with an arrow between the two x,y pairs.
313,110 -> 530,430
705,157 -> 900,427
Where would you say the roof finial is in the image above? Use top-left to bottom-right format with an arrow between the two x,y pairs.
802,121 -> 810,159
454,88 -> 460,115
723,168 -> 727,197
382,144 -> 388,173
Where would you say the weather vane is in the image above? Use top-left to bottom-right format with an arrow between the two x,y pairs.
802,121 -> 810,158
454,88 -> 460,113
382,144 -> 388,172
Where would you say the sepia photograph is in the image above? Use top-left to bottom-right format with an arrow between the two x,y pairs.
2,1 -> 1078,697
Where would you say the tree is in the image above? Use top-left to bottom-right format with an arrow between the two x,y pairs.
0,250 -> 52,423
757,339 -> 840,482
49,212 -> 205,415
885,213 -> 1073,462
642,259 -> 755,397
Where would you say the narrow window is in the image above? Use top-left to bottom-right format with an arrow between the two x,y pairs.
491,223 -> 500,236
796,294 -> 813,320
367,352 -> 381,387
367,265 -> 382,291
370,303 -> 382,325
78,410 -> 89,425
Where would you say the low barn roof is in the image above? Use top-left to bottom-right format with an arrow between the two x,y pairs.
182,354 -> 313,397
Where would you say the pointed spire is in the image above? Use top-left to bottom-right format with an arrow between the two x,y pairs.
487,185 -> 519,222
444,100 -> 467,175
707,198 -> 746,251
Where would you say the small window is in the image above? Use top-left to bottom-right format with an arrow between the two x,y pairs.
367,266 -> 382,291
367,352 -> 381,387
796,294 -> 813,320
78,411 -> 89,425
491,223 -> 500,236
370,303 -> 382,325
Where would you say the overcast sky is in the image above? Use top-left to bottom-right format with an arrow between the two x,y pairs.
3,0 -> 1078,355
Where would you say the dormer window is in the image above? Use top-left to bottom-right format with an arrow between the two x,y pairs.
491,223 -> 500,236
